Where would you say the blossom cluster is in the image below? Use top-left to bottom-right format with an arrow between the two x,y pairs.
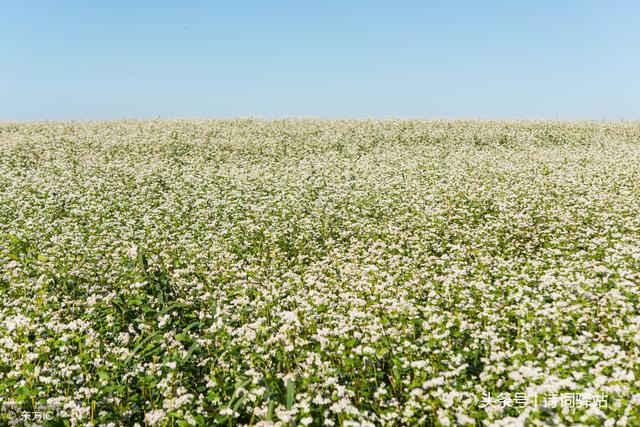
0,120 -> 639,426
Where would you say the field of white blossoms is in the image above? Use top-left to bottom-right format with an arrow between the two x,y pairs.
1,119 -> 639,426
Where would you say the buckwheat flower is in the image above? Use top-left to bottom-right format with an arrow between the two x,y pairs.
3,119 -> 640,425
158,314 -> 171,328
456,412 -> 476,425
144,409 -> 166,426
410,360 -> 428,369
163,393 -> 193,410
184,414 -> 197,426
220,407 -> 234,416
127,245 -> 138,259
423,377 -> 445,389
3,314 -> 31,332
437,410 -> 451,426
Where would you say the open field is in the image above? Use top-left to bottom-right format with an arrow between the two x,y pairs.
1,120 -> 639,426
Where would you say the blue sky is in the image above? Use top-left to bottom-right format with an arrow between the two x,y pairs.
1,1 -> 639,120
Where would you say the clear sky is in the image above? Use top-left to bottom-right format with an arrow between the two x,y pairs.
1,1 -> 639,120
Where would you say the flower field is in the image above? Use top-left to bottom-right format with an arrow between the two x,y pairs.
1,119 -> 639,426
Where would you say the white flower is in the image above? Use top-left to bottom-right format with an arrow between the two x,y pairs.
158,314 -> 171,328
144,409 -> 166,426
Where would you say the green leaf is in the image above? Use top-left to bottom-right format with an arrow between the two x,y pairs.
137,251 -> 148,276
286,379 -> 296,410
267,400 -> 276,421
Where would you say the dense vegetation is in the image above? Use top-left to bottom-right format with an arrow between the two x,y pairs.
1,120 -> 639,426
